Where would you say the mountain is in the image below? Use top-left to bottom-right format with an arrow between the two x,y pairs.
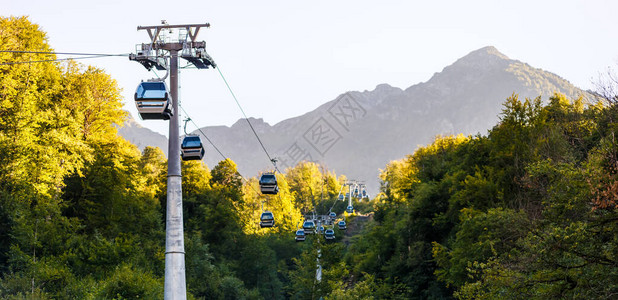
119,46 -> 590,193
117,111 -> 168,155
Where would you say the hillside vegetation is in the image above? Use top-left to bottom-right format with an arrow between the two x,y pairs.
1,16 -> 617,299
347,94 -> 617,298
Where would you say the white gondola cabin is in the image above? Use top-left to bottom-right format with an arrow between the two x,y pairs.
324,229 -> 335,240
259,173 -> 279,195
181,135 -> 205,161
338,220 -> 347,230
134,81 -> 173,120
302,220 -> 316,234
295,229 -> 306,242
259,211 -> 275,228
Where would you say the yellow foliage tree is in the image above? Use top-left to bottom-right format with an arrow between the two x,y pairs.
240,173 -> 303,235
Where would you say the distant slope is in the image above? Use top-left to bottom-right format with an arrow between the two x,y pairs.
119,46 -> 590,193
117,111 -> 168,155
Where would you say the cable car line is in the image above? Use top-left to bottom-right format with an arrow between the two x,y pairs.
178,103 -> 263,196
180,103 -> 296,234
180,104 -> 291,234
4,48 -> 296,233
3,47 -> 270,213
216,66 -> 281,174
0,55 -> 117,66
327,190 -> 340,215
178,105 -> 227,161
0,50 -> 130,56
3,50 -> 281,174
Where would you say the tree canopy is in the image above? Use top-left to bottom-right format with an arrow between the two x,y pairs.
1,16 -> 616,299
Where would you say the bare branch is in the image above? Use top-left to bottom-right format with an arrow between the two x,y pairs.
593,66 -> 618,106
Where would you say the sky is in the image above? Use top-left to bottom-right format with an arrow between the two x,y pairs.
4,0 -> 618,137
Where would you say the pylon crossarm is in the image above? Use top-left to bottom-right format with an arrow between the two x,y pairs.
138,23 -> 210,31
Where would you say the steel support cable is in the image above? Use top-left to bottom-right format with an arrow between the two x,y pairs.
2,48 -> 283,217
0,55 -> 118,66
179,105 -> 227,161
320,180 -> 345,218
215,66 -> 282,174
179,104 -> 292,227
336,184 -> 345,200
327,191 -> 340,216
0,50 -> 130,56
178,104 -> 262,196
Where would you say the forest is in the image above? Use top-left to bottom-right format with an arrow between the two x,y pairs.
1,16 -> 617,299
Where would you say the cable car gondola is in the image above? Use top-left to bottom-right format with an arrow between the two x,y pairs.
134,81 -> 173,120
338,220 -> 347,230
295,229 -> 306,242
259,211 -> 275,228
259,173 -> 279,195
302,220 -> 316,234
181,135 -> 205,161
324,229 -> 335,240
346,205 -> 354,213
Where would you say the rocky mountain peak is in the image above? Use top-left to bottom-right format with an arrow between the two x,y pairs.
373,83 -> 396,92
349,83 -> 404,109
469,46 -> 509,60
420,46 -> 514,93
231,117 -> 271,129
446,46 -> 512,72
120,46 -> 588,193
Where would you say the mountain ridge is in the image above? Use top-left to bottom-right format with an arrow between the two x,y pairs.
119,46 -> 591,193
117,112 -> 168,154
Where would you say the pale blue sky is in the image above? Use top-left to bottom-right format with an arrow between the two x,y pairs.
4,0 -> 618,136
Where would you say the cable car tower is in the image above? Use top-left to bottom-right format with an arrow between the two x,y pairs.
342,180 -> 356,213
130,21 -> 215,300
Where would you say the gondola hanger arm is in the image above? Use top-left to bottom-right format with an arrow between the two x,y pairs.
183,117 -> 191,135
